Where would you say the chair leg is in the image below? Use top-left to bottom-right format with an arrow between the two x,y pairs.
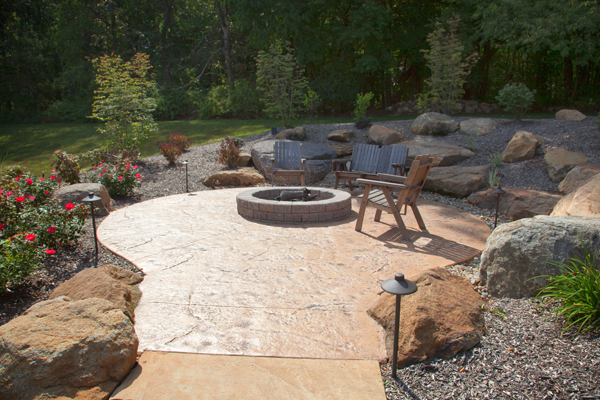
355,184 -> 372,232
301,174 -> 305,187
334,175 -> 339,189
411,204 -> 427,231
374,209 -> 382,222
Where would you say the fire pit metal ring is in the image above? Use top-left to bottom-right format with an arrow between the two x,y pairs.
236,187 -> 352,224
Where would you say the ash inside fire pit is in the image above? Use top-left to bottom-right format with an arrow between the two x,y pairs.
237,187 -> 351,223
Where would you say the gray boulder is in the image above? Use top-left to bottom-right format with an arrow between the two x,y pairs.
502,131 -> 541,163
479,216 -> 600,298
459,118 -> 498,136
552,173 -> 600,218
409,112 -> 459,136
555,109 -> 586,121
399,140 -> 475,167
274,127 -> 306,141
425,165 -> 489,197
367,125 -> 404,145
544,148 -> 589,183
251,140 -> 337,184
53,182 -> 112,216
327,129 -> 355,142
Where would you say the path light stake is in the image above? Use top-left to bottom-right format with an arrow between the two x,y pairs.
183,160 -> 189,193
492,186 -> 506,229
82,192 -> 101,265
381,273 -> 418,379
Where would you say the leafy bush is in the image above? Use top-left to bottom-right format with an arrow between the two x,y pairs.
83,161 -> 142,198
536,236 -> 600,333
52,150 -> 81,184
216,137 -> 244,167
0,168 -> 87,290
169,132 -> 191,152
303,88 -> 321,123
157,140 -> 183,165
354,92 -> 374,120
496,83 -> 535,120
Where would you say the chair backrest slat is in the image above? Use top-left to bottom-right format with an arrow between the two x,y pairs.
273,141 -> 302,169
350,143 -> 409,175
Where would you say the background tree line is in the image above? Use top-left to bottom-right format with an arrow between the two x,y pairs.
1,0 -> 599,123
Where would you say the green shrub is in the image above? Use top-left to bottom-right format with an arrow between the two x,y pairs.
496,83 -> 535,120
303,88 -> 321,123
83,161 -> 142,198
354,92 -> 374,120
535,236 -> 600,333
216,137 -> 243,167
0,168 -> 87,290
52,150 -> 81,184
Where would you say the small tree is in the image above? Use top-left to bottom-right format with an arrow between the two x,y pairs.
256,41 -> 308,127
354,92 -> 374,128
496,83 -> 535,120
90,53 -> 157,158
421,17 -> 477,115
303,88 -> 321,124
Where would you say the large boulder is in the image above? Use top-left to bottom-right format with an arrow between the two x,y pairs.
329,144 -> 353,158
424,165 -> 489,197
251,140 -> 337,184
552,174 -> 600,218
274,127 -> 306,141
327,129 -> 355,143
202,168 -> 266,187
368,268 -> 484,369
367,125 -> 404,145
555,109 -> 586,121
0,296 -> 138,400
558,162 -> 600,194
53,183 -> 112,216
49,264 -> 143,322
399,140 -> 475,167
502,131 -> 542,163
409,112 -> 459,136
232,152 -> 252,167
467,187 -> 562,220
459,118 -> 498,136
479,216 -> 600,298
544,148 -> 589,183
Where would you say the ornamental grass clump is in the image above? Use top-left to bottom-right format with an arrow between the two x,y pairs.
535,237 -> 600,334
0,167 -> 87,290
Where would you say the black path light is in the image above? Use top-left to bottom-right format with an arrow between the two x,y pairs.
381,273 -> 418,379
81,192 -> 101,265
182,160 -> 189,193
492,186 -> 506,229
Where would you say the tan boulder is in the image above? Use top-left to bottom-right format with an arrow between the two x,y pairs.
329,144 -> 353,158
275,127 -> 306,141
49,265 -> 142,322
409,112 -> 459,135
368,268 -> 484,369
0,296 -> 138,400
53,182 -> 112,216
467,187 -> 562,220
459,118 -> 498,136
327,129 -> 355,142
367,125 -> 403,145
203,168 -> 266,187
544,148 -> 589,183
502,131 -> 541,163
400,140 -> 475,167
558,162 -> 600,194
555,109 -> 586,121
231,153 -> 252,167
424,165 -> 489,197
552,174 -> 600,217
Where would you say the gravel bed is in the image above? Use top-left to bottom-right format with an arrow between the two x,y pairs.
1,116 -> 599,399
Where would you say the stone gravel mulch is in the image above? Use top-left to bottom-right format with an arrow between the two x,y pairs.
1,117 -> 599,399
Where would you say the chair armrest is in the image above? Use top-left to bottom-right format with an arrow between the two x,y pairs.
357,178 -> 408,191
377,173 -> 407,183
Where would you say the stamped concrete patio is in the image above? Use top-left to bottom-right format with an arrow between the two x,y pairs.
99,188 -> 489,399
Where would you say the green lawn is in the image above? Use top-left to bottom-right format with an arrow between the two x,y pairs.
0,113 -> 553,176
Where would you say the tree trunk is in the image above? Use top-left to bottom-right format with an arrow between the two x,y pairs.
215,0 -> 234,93
563,57 -> 573,104
159,0 -> 175,85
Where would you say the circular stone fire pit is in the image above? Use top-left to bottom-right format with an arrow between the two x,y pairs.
236,187 -> 352,223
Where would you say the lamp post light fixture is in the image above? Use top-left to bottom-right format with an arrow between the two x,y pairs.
182,160 -> 189,193
492,186 -> 506,229
81,192 -> 101,265
381,273 -> 418,379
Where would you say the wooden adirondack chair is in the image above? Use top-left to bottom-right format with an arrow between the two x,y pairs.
333,144 -> 408,190
271,140 -> 306,186
354,154 -> 434,240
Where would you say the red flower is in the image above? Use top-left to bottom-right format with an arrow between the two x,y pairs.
133,166 -> 138,169
50,175 -> 56,180
45,249 -> 56,255
47,226 -> 56,233
15,196 -> 25,202
135,174 -> 141,178
26,178 -> 33,185
6,191 -> 12,196
98,163 -> 103,167
25,233 -> 35,241
109,175 -> 113,178
65,203 -> 75,210
103,169 -> 108,172
93,167 -> 97,170
0,223 -> 4,230
99,174 -> 103,177
44,190 -> 50,194
40,177 -> 44,181
14,177 -> 19,181
126,164 -> 131,168
27,195 -> 36,201
118,176 -> 124,180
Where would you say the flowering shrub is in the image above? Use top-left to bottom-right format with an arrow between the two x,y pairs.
216,137 -> 244,167
83,160 -> 142,198
0,168 -> 87,290
52,150 -> 81,183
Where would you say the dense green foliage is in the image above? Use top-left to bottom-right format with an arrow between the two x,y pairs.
536,239 -> 600,334
496,83 -> 536,120
1,0 -> 598,123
